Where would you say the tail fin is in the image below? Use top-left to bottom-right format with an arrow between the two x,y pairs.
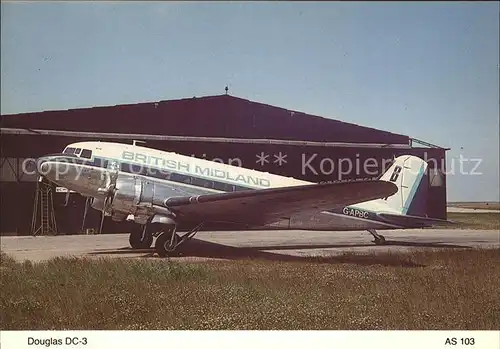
379,155 -> 428,216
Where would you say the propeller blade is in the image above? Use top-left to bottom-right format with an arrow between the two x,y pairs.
98,195 -> 112,234
98,210 -> 105,234
63,191 -> 70,207
81,197 -> 90,232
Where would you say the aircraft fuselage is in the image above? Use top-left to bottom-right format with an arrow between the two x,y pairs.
36,141 -> 427,231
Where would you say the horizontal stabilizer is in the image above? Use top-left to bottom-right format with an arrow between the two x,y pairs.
378,213 -> 455,228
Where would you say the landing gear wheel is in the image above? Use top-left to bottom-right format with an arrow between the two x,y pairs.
155,229 -> 179,257
367,229 -> 387,245
373,236 -> 386,245
129,228 -> 153,249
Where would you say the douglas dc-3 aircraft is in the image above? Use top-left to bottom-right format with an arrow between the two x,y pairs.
36,141 -> 447,257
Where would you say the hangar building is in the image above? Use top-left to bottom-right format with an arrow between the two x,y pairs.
0,94 -> 448,235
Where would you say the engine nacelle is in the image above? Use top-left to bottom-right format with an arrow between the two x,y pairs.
151,214 -> 176,225
111,175 -> 142,214
90,173 -> 180,221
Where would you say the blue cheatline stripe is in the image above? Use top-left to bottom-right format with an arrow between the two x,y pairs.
402,163 -> 425,215
101,156 -> 256,192
100,155 -> 264,190
102,156 -> 255,192
47,155 -> 254,193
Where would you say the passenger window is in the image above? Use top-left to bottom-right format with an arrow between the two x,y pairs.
203,180 -> 214,189
192,177 -> 214,189
234,185 -> 248,192
80,149 -> 92,159
171,173 -> 191,184
214,181 -> 230,191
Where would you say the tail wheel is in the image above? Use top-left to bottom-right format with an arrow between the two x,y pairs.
155,229 -> 179,257
129,227 -> 153,249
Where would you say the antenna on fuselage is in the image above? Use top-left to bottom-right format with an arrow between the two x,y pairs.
132,140 -> 146,146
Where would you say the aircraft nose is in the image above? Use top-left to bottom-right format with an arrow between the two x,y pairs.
36,155 -> 63,182
36,156 -> 51,175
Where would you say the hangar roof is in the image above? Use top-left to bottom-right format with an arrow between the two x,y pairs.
0,94 -> 410,145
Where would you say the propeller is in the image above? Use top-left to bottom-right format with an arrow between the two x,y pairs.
63,191 -> 70,207
97,163 -> 119,234
98,199 -> 107,234
98,187 -> 116,234
95,181 -> 117,234
81,197 -> 91,232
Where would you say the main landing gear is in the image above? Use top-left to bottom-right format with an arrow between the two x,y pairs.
128,222 -> 204,256
128,221 -> 205,255
367,229 -> 386,245
154,222 -> 205,257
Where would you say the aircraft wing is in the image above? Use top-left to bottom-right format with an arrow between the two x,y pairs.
159,180 -> 398,227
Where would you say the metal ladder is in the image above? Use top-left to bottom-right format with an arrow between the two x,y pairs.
31,180 -> 58,236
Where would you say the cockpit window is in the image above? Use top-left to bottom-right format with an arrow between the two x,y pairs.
63,147 -> 92,159
80,149 -> 92,159
63,147 -> 76,154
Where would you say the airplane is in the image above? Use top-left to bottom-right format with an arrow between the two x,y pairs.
35,141 -> 449,257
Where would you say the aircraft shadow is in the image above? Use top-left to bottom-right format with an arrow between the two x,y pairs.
243,240 -> 471,251
86,238 -> 472,268
383,240 -> 472,249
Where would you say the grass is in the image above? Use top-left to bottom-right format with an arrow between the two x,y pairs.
448,202 -> 500,210
2,248 -> 499,330
447,212 -> 500,230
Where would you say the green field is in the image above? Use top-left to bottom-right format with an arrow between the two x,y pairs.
448,202 -> 500,210
1,248 -> 499,330
447,212 -> 500,230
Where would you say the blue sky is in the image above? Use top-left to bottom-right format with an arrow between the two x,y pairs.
1,2 -> 499,201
